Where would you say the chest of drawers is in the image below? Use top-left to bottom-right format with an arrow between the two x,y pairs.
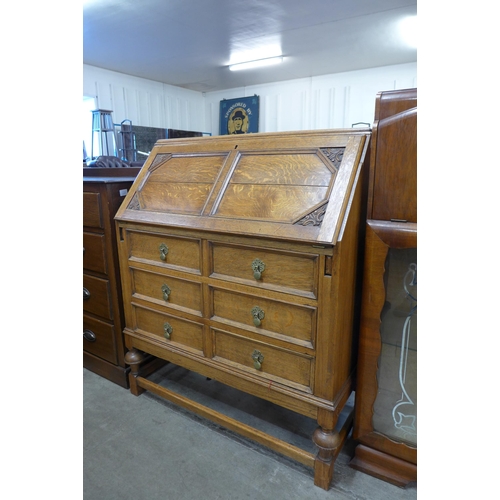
83,173 -> 138,387
115,130 -> 370,490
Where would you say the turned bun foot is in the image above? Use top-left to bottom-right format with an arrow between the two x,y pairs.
313,426 -> 341,490
124,348 -> 146,396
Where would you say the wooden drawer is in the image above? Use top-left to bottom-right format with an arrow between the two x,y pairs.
135,306 -> 204,355
211,287 -> 315,346
83,232 -> 107,274
213,328 -> 313,392
210,242 -> 318,298
83,314 -> 116,363
131,268 -> 202,315
83,192 -> 103,228
83,273 -> 113,320
127,230 -> 201,273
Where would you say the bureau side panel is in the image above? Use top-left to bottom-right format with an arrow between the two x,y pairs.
314,156 -> 365,402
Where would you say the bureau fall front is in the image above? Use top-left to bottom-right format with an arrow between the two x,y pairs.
114,129 -> 370,490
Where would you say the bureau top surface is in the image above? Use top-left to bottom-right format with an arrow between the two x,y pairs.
115,129 -> 370,245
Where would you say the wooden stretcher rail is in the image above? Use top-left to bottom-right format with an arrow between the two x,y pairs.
135,374 -> 316,468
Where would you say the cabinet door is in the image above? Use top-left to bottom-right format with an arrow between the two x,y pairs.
354,220 -> 417,466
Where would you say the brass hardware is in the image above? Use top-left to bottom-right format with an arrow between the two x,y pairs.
251,258 -> 266,280
252,349 -> 264,370
83,329 -> 96,342
251,306 -> 265,327
159,243 -> 169,261
161,284 -> 171,301
163,322 -> 173,339
83,287 -> 91,300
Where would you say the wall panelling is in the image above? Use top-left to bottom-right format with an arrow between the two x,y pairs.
83,62 -> 416,136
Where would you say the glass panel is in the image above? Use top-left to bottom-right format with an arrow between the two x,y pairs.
372,247 -> 417,447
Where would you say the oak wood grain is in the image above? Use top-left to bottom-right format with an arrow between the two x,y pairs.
127,230 -> 202,273
134,305 -> 204,355
116,129 -> 369,490
211,242 -> 318,297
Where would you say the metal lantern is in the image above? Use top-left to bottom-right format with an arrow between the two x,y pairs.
90,109 -> 118,159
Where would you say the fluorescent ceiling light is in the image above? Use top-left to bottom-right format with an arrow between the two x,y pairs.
229,56 -> 283,71
399,16 -> 417,48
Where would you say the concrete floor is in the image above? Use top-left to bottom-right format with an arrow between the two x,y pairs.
83,366 -> 417,500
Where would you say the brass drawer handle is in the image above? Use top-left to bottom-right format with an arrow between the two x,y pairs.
252,349 -> 264,370
164,322 -> 173,340
83,287 -> 91,300
83,329 -> 96,342
159,243 -> 169,261
251,258 -> 265,280
161,284 -> 171,301
251,306 -> 265,327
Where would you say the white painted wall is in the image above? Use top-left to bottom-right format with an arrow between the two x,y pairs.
83,62 -> 416,136
204,63 -> 417,134
83,65 -> 207,132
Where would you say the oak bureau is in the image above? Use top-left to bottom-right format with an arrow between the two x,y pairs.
115,129 -> 370,490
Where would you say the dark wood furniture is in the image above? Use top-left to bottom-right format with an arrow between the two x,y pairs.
115,129 -> 370,490
350,89 -> 417,486
83,168 -> 140,387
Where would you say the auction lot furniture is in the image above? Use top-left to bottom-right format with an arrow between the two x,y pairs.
115,129 -> 370,489
83,168 -> 140,387
350,89 -> 417,486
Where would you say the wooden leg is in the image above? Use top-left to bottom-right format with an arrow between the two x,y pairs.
124,348 -> 169,396
124,348 -> 146,396
312,425 -> 341,490
312,399 -> 355,491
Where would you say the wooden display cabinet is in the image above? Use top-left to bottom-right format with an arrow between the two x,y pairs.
115,129 -> 371,490
350,89 -> 417,486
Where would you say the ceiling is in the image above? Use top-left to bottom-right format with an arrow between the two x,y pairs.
83,0 -> 417,93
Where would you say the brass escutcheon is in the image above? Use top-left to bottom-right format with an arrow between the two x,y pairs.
251,258 -> 266,280
251,349 -> 264,370
251,306 -> 265,327
163,322 -> 173,339
159,243 -> 169,261
161,284 -> 171,301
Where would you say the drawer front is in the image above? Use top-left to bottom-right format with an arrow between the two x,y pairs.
83,273 -> 113,320
211,243 -> 318,298
131,268 -> 202,315
213,329 -> 313,392
83,314 -> 116,363
127,230 -> 201,273
212,287 -> 315,345
135,306 -> 204,354
83,192 -> 103,228
83,232 -> 107,274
